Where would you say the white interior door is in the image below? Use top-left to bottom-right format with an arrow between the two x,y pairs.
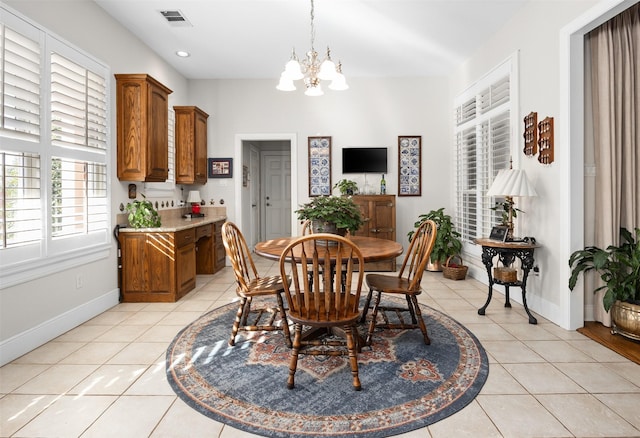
262,151 -> 291,240
249,146 -> 260,247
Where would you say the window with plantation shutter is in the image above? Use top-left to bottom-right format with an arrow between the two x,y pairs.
454,57 -> 517,253
1,6 -> 111,287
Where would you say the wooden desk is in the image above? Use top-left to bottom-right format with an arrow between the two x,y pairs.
474,238 -> 540,324
254,235 -> 403,264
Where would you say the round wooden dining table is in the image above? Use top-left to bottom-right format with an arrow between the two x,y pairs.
254,235 -> 403,264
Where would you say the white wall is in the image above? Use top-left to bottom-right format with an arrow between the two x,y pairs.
189,77 -> 453,243
449,0 -> 608,329
1,0 -> 189,365
2,0 -> 626,364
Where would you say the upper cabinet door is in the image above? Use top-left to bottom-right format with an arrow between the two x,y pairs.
174,106 -> 209,185
116,74 -> 172,182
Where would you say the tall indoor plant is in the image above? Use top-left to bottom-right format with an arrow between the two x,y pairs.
408,208 -> 462,271
295,196 -> 363,234
569,227 -> 640,340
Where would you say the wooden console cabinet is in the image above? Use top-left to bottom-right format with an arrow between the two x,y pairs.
351,195 -> 396,271
115,73 -> 172,182
174,106 -> 209,185
118,219 -> 225,302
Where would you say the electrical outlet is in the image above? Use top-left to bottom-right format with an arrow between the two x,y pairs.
76,274 -> 83,289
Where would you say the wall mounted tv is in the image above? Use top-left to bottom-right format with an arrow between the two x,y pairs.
342,147 -> 388,173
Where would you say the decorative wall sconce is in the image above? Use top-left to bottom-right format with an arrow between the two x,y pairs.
537,116 -> 554,165
523,112 -> 537,156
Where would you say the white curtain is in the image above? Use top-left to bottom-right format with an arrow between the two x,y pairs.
586,3 -> 639,325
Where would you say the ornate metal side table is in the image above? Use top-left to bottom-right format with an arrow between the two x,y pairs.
474,238 -> 540,324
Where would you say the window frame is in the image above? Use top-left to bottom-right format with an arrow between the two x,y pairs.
0,6 -> 111,289
453,54 -> 519,258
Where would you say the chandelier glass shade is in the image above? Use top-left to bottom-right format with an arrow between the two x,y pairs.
276,0 -> 348,96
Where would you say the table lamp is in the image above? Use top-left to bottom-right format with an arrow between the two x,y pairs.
486,167 -> 537,240
187,190 -> 202,215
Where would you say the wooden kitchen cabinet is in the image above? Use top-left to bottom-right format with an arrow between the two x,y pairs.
115,74 -> 173,182
119,229 -> 196,302
351,195 -> 397,271
174,106 -> 209,184
194,220 -> 226,275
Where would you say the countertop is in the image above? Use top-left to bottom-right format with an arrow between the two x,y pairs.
118,215 -> 227,233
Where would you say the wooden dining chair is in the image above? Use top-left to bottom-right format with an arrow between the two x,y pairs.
279,233 -> 365,390
360,219 -> 437,346
221,222 -> 292,347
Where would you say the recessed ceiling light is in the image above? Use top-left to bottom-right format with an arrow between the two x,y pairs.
176,51 -> 190,58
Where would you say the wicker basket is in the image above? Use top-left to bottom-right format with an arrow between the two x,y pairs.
493,263 -> 518,283
442,255 -> 468,280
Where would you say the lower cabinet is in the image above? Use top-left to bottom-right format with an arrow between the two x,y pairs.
118,221 -> 225,302
195,220 -> 226,275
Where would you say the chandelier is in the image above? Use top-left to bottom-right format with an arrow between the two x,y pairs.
276,0 -> 348,96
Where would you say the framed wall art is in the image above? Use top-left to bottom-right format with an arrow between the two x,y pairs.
308,136 -> 332,196
398,136 -> 421,196
208,158 -> 233,178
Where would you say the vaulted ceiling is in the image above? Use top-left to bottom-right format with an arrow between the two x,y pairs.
94,0 -> 529,79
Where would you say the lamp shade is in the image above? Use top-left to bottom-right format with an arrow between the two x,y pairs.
487,169 -> 537,197
187,190 -> 201,204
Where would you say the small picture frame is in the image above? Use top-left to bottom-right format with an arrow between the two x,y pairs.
242,165 -> 249,187
489,226 -> 509,242
208,158 -> 233,178
398,135 -> 421,196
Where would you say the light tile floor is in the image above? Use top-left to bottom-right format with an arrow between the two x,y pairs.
2,259 -> 639,438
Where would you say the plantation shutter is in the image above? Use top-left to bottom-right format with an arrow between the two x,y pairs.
0,18 -> 43,250
0,24 -> 41,142
454,67 -> 513,247
49,50 -> 108,240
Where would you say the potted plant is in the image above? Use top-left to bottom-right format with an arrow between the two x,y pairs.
333,179 -> 359,196
569,227 -> 640,340
408,208 -> 462,271
125,195 -> 161,228
295,195 -> 363,234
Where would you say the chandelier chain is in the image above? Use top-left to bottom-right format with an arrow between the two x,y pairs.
309,0 -> 315,51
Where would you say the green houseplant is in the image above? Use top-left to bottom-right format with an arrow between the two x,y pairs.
295,195 -> 363,234
125,195 -> 161,228
333,179 -> 359,196
569,227 -> 640,340
408,208 -> 462,270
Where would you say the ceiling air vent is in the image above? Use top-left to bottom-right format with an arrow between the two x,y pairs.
160,10 -> 193,27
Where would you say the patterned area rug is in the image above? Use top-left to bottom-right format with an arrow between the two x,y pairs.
166,297 -> 489,438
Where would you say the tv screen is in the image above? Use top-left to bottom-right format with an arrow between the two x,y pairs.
342,147 -> 388,173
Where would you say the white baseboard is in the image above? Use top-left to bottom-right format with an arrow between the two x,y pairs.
0,289 -> 120,366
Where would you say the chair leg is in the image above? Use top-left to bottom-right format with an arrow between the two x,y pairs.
287,324 -> 302,389
360,288 -> 374,324
365,290 -> 382,346
406,294 -> 418,324
410,295 -> 431,345
344,326 -> 361,390
276,292 -> 292,348
229,297 -> 247,346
